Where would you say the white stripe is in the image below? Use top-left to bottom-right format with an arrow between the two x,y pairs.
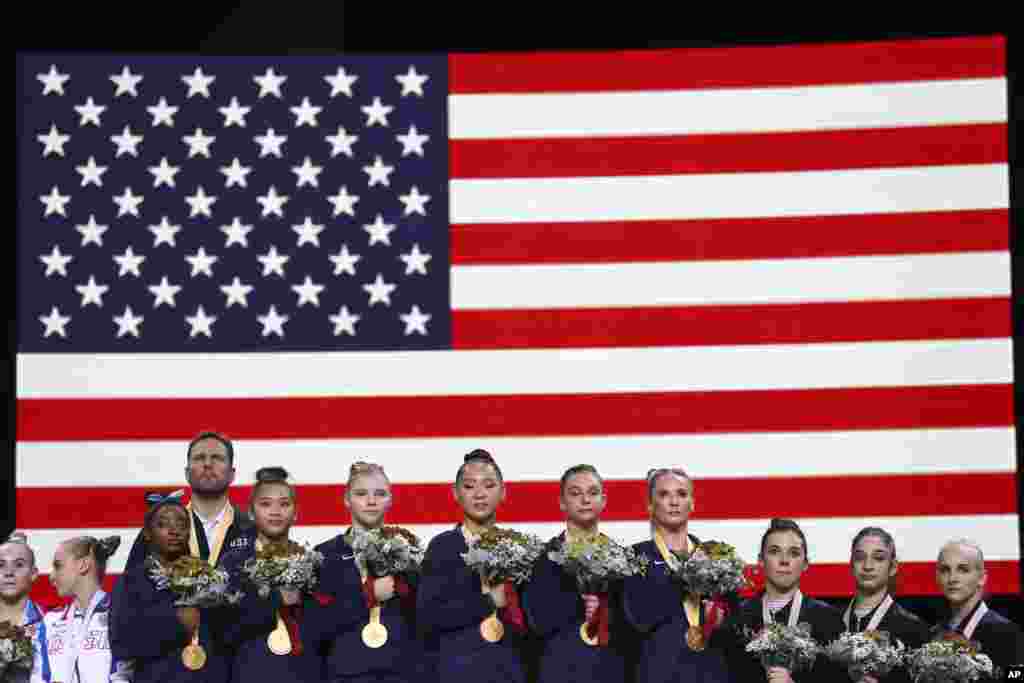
16,339 -> 1013,399
452,252 -> 1011,309
449,164 -> 1008,223
20,515 -> 1021,575
15,428 -> 1017,487
449,78 -> 1008,139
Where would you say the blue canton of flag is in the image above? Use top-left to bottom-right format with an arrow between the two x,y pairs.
17,55 -> 450,352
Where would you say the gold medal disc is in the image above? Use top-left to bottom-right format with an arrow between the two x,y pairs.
579,622 -> 599,646
361,621 -> 389,648
686,625 -> 706,651
480,613 -> 505,643
181,643 -> 207,670
267,625 -> 292,655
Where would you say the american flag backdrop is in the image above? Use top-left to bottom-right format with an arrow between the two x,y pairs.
14,35 -> 1018,603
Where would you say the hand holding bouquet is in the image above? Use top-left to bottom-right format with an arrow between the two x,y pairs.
461,527 -> 546,585
147,555 -> 242,607
823,630 -> 905,680
903,632 -> 997,682
744,622 -> 820,673
349,526 -> 424,578
675,540 -> 750,597
242,539 -> 324,598
0,621 -> 34,678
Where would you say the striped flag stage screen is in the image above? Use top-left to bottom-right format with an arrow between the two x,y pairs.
14,35 -> 1017,605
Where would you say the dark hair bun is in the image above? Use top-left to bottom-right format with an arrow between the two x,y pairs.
464,448 -> 495,464
256,466 -> 290,483
96,536 -> 122,560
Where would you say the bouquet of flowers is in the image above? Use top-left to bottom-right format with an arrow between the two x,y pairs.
676,540 -> 750,597
0,621 -> 33,678
744,622 -> 820,673
242,539 -> 324,598
146,555 -> 243,607
348,526 -> 425,578
823,630 -> 906,680
461,527 -> 546,585
903,632 -> 997,682
547,533 -> 648,593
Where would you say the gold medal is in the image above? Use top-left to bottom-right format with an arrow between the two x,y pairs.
579,622 -> 599,646
480,612 -> 505,643
686,625 -> 706,651
181,643 -> 207,670
267,625 -> 292,655
361,621 -> 389,648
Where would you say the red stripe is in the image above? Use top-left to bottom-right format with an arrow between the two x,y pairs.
453,297 -> 1011,350
15,473 -> 1017,529
15,384 -> 1014,441
449,36 -> 1005,93
449,210 -> 1009,265
450,124 -> 1007,178
24,560 -> 1022,608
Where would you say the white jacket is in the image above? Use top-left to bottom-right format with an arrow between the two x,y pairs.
41,592 -> 131,683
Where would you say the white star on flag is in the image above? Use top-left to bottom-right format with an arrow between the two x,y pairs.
148,158 -> 180,188
220,158 -> 253,188
75,275 -> 109,307
110,66 -> 143,97
254,68 -> 287,98
325,67 -> 358,97
111,126 -> 144,157
74,97 -> 106,126
37,64 -> 70,95
326,127 -> 358,158
185,306 -> 217,338
38,124 -> 71,157
328,306 -> 360,336
113,306 -> 144,338
291,157 -> 323,188
113,187 -> 144,217
291,276 -> 325,307
182,128 -> 216,158
254,128 -> 287,157
363,214 -> 396,246
400,305 -> 431,335
147,97 -> 179,127
40,246 -> 73,277
219,97 -> 251,127
395,66 -> 429,97
39,306 -> 71,337
148,276 -> 182,308
148,217 -> 182,247
220,277 -> 255,308
362,273 -> 397,307
290,97 -> 322,127
185,247 -> 219,277
76,215 -> 108,247
182,67 -> 215,98
399,243 -> 432,275
257,305 -> 289,337
113,247 -> 146,277
398,186 -> 430,216
257,186 -> 289,217
185,186 -> 218,217
362,156 -> 395,187
396,125 -> 429,157
292,217 -> 325,247
257,245 -> 289,278
76,157 -> 108,187
40,186 -> 71,217
221,217 -> 254,247
328,244 -> 361,276
327,186 -> 359,216
361,97 -> 393,127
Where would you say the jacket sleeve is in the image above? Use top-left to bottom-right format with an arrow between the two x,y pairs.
110,568 -> 191,660
522,555 -> 579,638
622,559 -> 682,632
300,546 -> 371,647
416,535 -> 493,636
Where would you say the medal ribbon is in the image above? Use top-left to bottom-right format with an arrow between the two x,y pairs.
762,590 -> 804,628
843,594 -> 893,632
255,538 -> 298,656
188,501 -> 234,567
568,529 -> 612,646
652,529 -> 702,636
954,601 -> 989,640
